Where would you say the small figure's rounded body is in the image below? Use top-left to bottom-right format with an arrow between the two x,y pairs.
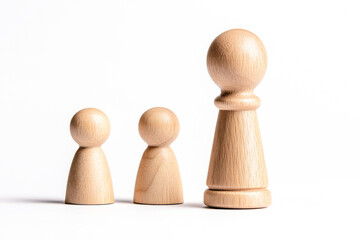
134,107 -> 183,205
66,108 -> 114,205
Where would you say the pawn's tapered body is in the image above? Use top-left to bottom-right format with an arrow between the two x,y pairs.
65,108 -> 114,205
204,29 -> 271,209
207,110 -> 267,190
134,107 -> 183,205
204,109 -> 270,208
134,146 -> 183,204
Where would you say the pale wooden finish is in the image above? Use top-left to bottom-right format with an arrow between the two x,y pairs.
134,107 -> 183,204
138,107 -> 180,147
204,189 -> 271,209
65,108 -> 114,205
207,111 -> 268,190
66,147 -> 114,204
204,29 -> 271,209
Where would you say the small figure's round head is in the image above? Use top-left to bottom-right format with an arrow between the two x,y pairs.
70,108 -> 111,147
138,107 -> 179,147
207,29 -> 267,92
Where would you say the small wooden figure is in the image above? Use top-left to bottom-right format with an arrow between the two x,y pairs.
134,107 -> 183,205
65,108 -> 114,205
204,29 -> 271,209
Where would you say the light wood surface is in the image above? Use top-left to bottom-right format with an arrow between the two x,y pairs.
204,189 -> 271,209
204,29 -> 271,209
134,107 -> 183,204
65,108 -> 114,205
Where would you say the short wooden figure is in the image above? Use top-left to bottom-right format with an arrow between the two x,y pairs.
134,107 -> 183,205
204,29 -> 271,208
65,108 -> 114,205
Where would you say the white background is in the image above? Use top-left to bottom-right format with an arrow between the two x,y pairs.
1,0 -> 359,239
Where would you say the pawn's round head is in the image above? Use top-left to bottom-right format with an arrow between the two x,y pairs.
207,29 -> 267,92
70,108 -> 111,147
139,107 -> 179,147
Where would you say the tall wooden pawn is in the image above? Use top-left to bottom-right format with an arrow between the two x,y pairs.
134,107 -> 183,205
204,29 -> 271,208
65,108 -> 114,205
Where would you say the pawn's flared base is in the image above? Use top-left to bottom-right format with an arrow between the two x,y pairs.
204,189 -> 271,209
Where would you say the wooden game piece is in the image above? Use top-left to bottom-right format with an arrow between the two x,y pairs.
204,29 -> 271,209
133,107 -> 183,205
65,108 -> 114,205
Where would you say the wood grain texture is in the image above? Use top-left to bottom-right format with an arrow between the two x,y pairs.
134,146 -> 183,204
65,147 -> 114,204
70,108 -> 111,148
138,107 -> 180,147
204,29 -> 271,209
207,110 -> 268,190
134,107 -> 183,204
204,189 -> 271,209
65,108 -> 114,205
